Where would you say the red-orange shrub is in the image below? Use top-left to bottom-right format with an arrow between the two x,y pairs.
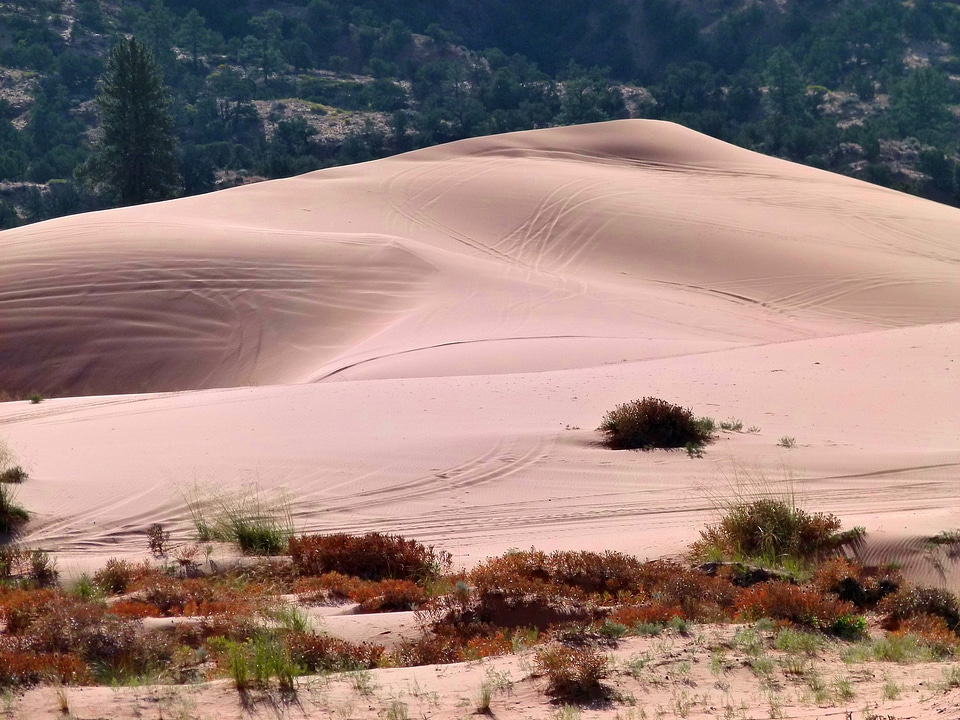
392,630 -> 466,666
892,614 -> 959,655
878,586 -> 960,633
470,549 -> 644,601
295,572 -> 367,603
0,588 -> 59,633
194,613 -> 260,644
293,574 -> 429,611
110,600 -> 161,619
465,630 -> 515,659
357,579 -> 429,612
289,532 -> 451,581
812,557 -> 900,609
0,648 -> 92,687
137,577 -> 259,617
735,583 -> 854,631
285,632 -> 384,671
610,602 -> 683,627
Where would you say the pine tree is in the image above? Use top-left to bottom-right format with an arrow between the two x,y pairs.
83,37 -> 180,205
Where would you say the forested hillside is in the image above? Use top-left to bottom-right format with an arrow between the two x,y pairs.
2,0 -> 960,227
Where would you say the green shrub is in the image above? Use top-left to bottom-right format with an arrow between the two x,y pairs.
233,519 -> 288,555
774,627 -> 826,654
692,498 -> 865,567
0,548 -> 58,587
598,397 -> 714,450
185,486 -> 292,555
0,484 -> 29,535
250,633 -> 299,690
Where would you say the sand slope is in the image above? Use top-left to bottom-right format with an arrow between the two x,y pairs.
1,120 -> 959,588
3,120 -> 960,395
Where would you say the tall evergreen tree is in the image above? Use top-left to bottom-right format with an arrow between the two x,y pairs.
82,37 -> 180,205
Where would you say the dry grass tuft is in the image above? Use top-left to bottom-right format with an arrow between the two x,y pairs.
534,644 -> 609,699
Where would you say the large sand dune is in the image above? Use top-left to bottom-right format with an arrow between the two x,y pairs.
4,120 -> 960,395
1,119 -> 958,589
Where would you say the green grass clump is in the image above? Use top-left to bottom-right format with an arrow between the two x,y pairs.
224,633 -> 301,691
0,484 -> 29,535
599,397 -> 714,450
842,634 -> 938,663
185,485 -> 292,555
691,497 -> 865,569
774,627 -> 826,655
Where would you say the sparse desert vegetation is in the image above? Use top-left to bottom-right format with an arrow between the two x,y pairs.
692,497 -> 866,570
0,484 -> 29,536
599,397 -> 716,451
185,485 -> 294,555
1,496 -> 957,720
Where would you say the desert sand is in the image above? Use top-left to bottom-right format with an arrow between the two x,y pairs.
1,120 -> 959,717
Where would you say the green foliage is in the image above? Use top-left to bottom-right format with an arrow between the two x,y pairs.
0,485 -> 29,535
185,486 -> 292,555
890,67 -> 953,140
692,498 -> 865,568
599,397 -> 714,450
82,37 -> 180,205
0,547 -> 58,587
92,559 -> 138,595
773,627 -> 826,654
3,0 -> 960,228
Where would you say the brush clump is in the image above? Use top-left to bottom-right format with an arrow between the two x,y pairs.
692,498 -> 866,568
599,397 -> 714,450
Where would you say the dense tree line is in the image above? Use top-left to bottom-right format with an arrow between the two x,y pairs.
1,0 -> 960,228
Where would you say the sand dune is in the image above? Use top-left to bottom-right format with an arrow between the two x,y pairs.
4,120 -> 960,396
1,119 -> 959,587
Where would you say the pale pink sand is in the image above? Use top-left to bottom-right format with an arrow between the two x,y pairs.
1,120 -> 959,716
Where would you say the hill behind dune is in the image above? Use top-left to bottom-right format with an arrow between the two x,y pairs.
3,119 -> 960,396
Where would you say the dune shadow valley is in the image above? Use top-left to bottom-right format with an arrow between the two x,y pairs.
1,120 -> 959,720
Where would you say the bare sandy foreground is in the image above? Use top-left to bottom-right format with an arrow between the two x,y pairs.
1,120 -> 959,717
